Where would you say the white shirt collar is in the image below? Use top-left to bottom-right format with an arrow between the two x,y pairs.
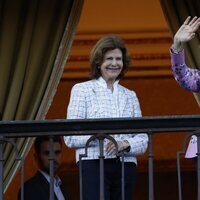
39,170 -> 62,187
97,77 -> 119,92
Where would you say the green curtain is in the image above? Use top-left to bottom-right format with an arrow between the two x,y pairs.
0,0 -> 84,191
160,0 -> 200,105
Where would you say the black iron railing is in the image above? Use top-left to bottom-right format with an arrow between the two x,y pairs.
0,115 -> 200,200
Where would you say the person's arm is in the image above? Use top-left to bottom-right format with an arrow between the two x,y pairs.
106,91 -> 148,156
171,50 -> 200,92
121,91 -> 148,156
170,16 -> 200,92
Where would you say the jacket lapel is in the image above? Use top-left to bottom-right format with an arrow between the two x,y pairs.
118,87 -> 127,116
60,185 -> 68,199
36,171 -> 58,200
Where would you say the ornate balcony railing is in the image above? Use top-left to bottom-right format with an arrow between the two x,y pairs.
0,114 -> 200,200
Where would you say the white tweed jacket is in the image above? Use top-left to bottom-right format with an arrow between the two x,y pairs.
64,77 -> 148,163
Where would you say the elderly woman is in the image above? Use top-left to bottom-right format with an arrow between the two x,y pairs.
64,35 -> 148,200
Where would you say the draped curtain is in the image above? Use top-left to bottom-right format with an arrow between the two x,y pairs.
0,0 -> 84,191
160,0 -> 200,105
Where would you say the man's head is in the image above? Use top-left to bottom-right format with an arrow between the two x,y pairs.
34,136 -> 63,175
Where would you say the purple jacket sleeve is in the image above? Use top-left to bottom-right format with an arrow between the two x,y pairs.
170,49 -> 200,92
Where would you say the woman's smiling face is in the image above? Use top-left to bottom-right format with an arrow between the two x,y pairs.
100,48 -> 123,84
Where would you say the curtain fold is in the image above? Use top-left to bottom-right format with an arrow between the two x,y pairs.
160,0 -> 200,105
0,0 -> 84,191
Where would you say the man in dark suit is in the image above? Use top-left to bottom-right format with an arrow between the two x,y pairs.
18,136 -> 68,200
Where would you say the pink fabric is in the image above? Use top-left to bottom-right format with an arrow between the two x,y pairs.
170,50 -> 200,92
185,135 -> 197,158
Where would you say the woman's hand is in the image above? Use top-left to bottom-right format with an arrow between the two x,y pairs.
106,140 -> 130,155
172,16 -> 200,52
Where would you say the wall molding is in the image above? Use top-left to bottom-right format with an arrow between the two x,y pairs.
62,33 -> 172,80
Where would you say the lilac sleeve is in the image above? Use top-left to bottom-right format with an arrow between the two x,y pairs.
170,50 -> 200,92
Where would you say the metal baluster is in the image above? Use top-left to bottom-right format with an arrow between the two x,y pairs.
79,155 -> 83,200
79,133 -> 118,200
0,137 -> 23,200
79,134 -> 98,200
177,151 -> 182,200
196,131 -> 200,200
121,152 -> 125,200
0,136 -> 4,200
49,136 -> 55,200
176,132 -> 192,200
148,132 -> 154,200
20,157 -> 25,200
99,137 -> 105,200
